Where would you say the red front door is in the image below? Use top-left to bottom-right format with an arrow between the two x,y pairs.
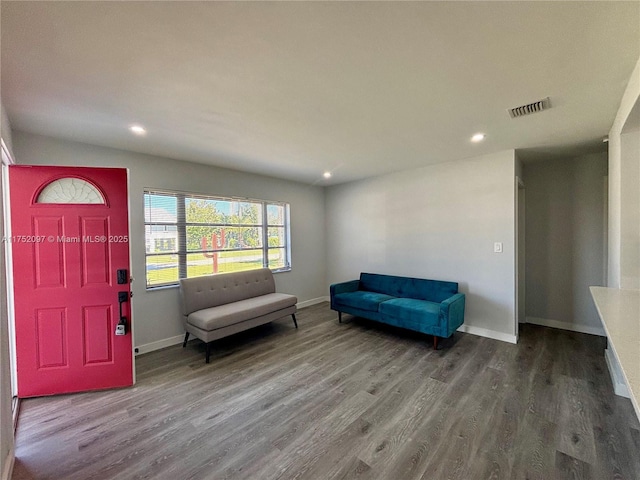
9,166 -> 133,397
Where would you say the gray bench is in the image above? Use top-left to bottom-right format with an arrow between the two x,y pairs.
179,268 -> 297,363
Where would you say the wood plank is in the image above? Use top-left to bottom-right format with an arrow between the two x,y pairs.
10,303 -> 640,480
556,375 -> 597,464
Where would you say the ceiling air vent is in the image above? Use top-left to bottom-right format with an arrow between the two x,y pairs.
508,97 -> 551,118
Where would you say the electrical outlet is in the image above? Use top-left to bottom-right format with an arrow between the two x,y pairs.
494,242 -> 503,253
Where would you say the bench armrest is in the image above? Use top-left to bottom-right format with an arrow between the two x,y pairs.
439,293 -> 466,336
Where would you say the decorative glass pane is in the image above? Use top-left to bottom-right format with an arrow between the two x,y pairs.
37,178 -> 104,204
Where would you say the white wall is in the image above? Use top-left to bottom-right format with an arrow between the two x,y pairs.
12,131 -> 327,350
1,105 -> 14,158
524,153 -> 608,335
326,150 -> 517,342
609,55 -> 640,288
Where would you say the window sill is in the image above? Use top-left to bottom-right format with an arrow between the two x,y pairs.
145,284 -> 179,292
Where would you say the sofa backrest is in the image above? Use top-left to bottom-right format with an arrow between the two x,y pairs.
359,272 -> 458,303
180,268 -> 276,316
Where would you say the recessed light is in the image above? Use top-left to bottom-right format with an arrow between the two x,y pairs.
471,133 -> 485,143
129,124 -> 146,135
323,171 -> 332,179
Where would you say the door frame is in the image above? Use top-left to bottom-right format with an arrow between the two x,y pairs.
515,176 -> 526,341
1,140 -> 18,421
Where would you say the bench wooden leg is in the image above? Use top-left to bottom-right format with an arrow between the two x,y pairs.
182,332 -> 190,348
433,336 -> 438,350
205,342 -> 212,364
338,311 -> 342,323
292,314 -> 298,328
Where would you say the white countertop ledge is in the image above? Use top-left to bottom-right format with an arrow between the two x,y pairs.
590,286 -> 640,419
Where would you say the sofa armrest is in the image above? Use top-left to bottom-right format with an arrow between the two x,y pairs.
330,280 -> 360,312
330,279 -> 360,297
439,293 -> 466,336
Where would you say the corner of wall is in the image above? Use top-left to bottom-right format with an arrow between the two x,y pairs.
0,104 -> 15,161
608,55 -> 640,288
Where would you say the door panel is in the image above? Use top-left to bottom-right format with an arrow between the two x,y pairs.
33,216 -> 66,288
82,305 -> 113,364
80,217 -> 110,285
35,307 -> 68,368
9,165 -> 133,397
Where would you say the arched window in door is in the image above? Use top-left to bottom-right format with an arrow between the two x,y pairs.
36,177 -> 105,204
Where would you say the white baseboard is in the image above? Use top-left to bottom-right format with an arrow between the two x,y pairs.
297,296 -> 329,309
525,316 -> 606,337
135,334 -> 185,356
604,347 -> 630,398
456,324 -> 517,344
2,446 -> 15,480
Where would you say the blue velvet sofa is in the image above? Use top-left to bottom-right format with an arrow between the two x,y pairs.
330,272 -> 465,349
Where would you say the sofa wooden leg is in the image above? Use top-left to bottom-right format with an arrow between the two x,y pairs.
205,342 -> 212,364
433,336 -> 438,350
292,314 -> 298,328
338,312 -> 342,323
182,332 -> 190,348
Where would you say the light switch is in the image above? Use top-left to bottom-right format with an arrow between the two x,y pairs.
494,242 -> 503,253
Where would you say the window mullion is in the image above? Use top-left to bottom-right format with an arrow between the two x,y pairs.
262,202 -> 269,268
177,194 -> 187,279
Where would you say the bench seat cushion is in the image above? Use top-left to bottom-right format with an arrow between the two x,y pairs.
333,291 -> 396,312
187,293 -> 297,332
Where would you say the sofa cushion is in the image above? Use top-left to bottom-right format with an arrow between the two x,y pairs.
360,273 -> 458,303
333,291 -> 396,312
379,298 -> 440,327
180,268 -> 276,316
187,292 -> 296,331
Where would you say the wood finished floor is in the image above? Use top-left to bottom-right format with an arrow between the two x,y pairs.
11,303 -> 640,480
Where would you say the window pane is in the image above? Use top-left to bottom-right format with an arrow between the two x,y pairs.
185,198 -> 224,224
267,204 -> 285,225
229,226 -> 262,249
268,248 -> 287,269
145,225 -> 178,254
267,227 -> 285,247
186,226 -> 227,251
145,194 -> 177,223
146,254 -> 179,287
229,201 -> 262,225
187,250 -> 264,277
186,226 -> 262,251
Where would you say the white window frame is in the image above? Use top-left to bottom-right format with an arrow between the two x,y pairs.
144,189 -> 291,289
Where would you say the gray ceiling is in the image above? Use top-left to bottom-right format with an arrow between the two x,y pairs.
2,1 -> 639,185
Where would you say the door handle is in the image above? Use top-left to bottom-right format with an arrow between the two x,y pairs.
116,291 -> 129,335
